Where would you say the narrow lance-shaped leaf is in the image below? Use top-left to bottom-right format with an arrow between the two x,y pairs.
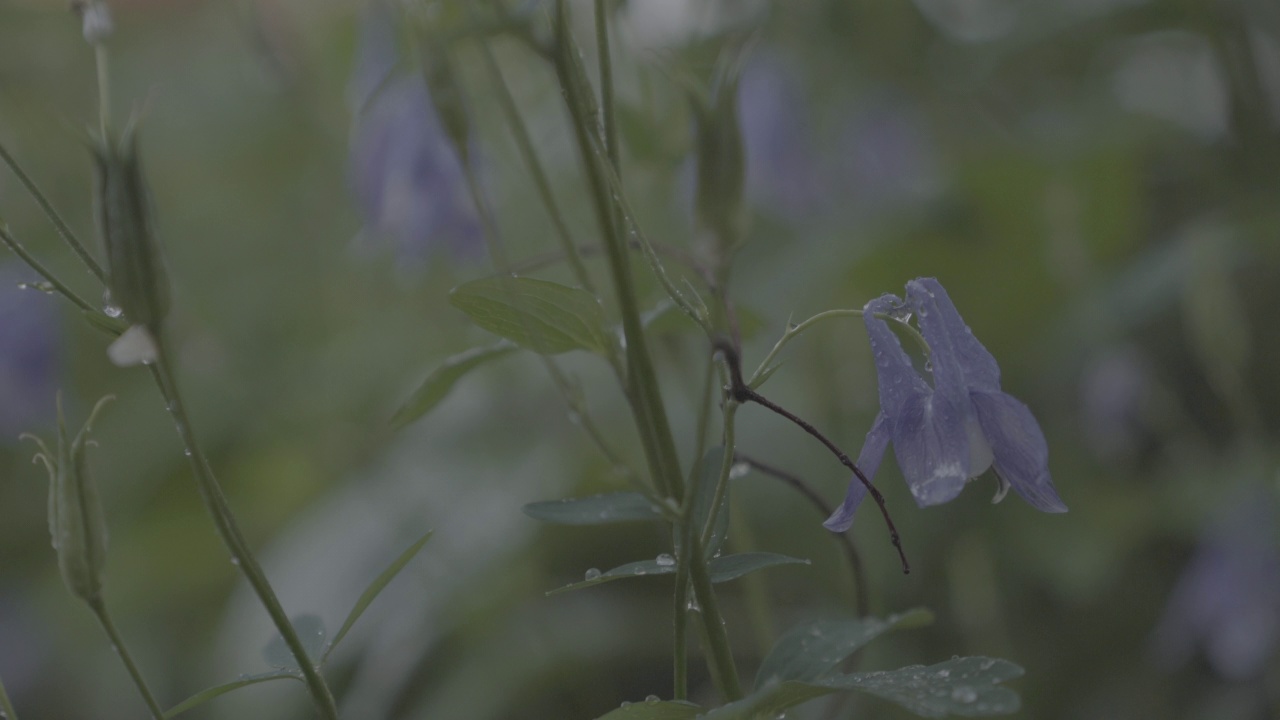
593,699 -> 702,719
449,276 -> 611,355
163,671 -> 300,718
391,342 -> 517,429
547,552 -> 807,596
523,492 -> 667,525
323,529 -> 433,662
264,614 -> 326,670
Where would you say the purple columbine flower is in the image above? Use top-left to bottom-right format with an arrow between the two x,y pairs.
346,3 -> 481,265
0,264 -> 59,440
824,278 -> 1067,531
1151,486 -> 1280,680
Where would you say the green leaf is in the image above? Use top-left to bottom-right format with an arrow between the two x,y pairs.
163,670 -> 300,718
264,614 -> 326,670
594,699 -> 702,719
323,529 -> 434,662
754,609 -> 934,690
832,657 -> 1024,717
523,492 -> 667,525
704,655 -> 1023,720
450,276 -> 611,355
547,552 -> 807,596
390,342 -> 517,429
708,552 -> 810,582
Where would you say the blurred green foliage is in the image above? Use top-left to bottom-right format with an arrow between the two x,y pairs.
1,1 -> 1278,718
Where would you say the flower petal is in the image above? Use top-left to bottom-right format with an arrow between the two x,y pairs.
906,278 -> 1001,391
892,389 -> 971,507
824,412 -> 891,532
863,294 -> 929,417
969,390 -> 1067,512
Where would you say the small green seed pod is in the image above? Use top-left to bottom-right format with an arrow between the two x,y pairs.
91,125 -> 170,338
23,396 -> 115,605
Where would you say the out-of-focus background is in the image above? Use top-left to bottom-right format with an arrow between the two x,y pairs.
2,1 -> 1279,718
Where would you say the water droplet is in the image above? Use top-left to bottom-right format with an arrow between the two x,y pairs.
685,598 -> 700,612
924,360 -> 933,373
183,449 -> 192,457
655,553 -> 675,567
645,694 -> 660,703
620,701 -> 631,708
230,558 -> 241,566
951,686 -> 977,703
566,411 -> 582,426
979,659 -> 995,670
103,304 -> 123,318
728,462 -> 751,480
584,567 -> 601,580
936,669 -> 950,679
633,566 -> 647,575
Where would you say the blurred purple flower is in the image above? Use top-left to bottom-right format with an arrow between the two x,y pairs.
831,96 -> 941,211
737,55 -> 824,217
825,278 -> 1066,531
1152,487 -> 1280,680
0,264 -> 59,440
347,4 -> 480,265
1079,345 -> 1150,461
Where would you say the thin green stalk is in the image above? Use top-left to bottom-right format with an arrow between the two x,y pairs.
0,225 -> 98,314
0,143 -> 106,284
475,31 -> 596,296
593,0 -> 619,172
87,599 -> 164,719
748,308 -> 929,389
148,352 -> 339,720
686,531 -> 743,700
0,672 -> 18,720
687,357 -> 717,491
95,44 -> 111,140
699,400 -> 737,550
671,557 -> 690,700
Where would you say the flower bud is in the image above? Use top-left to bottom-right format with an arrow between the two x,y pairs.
91,125 -> 169,364
73,0 -> 114,45
23,395 -> 115,605
691,63 -> 746,261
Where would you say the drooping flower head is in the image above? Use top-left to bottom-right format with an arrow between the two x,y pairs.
825,278 -> 1067,531
347,3 -> 481,266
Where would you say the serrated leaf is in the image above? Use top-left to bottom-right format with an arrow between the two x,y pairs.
831,657 -> 1024,717
547,552 -> 807,596
674,446 -> 730,560
391,342 -> 517,428
323,529 -> 433,662
755,609 -> 934,690
163,670 -> 301,718
450,276 -> 610,355
705,655 -> 1022,720
523,492 -> 667,525
594,699 -> 702,719
264,614 -> 326,670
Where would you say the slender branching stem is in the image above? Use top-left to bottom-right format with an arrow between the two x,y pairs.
148,351 -> 339,719
0,225 -> 98,314
0,143 -> 106,284
0,672 -> 18,720
474,35 -> 597,296
671,556 -> 690,700
734,453 -> 869,617
699,399 -> 737,550
87,599 -> 164,719
593,0 -> 619,172
685,531 -> 743,700
716,338 -> 910,574
748,308 -> 929,389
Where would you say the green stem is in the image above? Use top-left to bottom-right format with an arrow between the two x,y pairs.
593,0 -> 619,172
95,44 -> 111,140
87,599 -> 164,719
671,557 -> 690,700
475,33 -> 597,296
0,672 -> 18,720
0,225 -> 99,314
748,308 -> 929,389
686,531 -> 743,701
553,0 -> 684,501
699,400 -> 737,549
148,351 -> 339,720
0,143 -> 106,284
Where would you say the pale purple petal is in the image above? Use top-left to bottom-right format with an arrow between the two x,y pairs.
906,278 -> 1000,392
824,412 -> 891,532
892,389 -> 971,506
0,265 -> 59,439
863,294 -> 929,416
969,390 -> 1066,512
